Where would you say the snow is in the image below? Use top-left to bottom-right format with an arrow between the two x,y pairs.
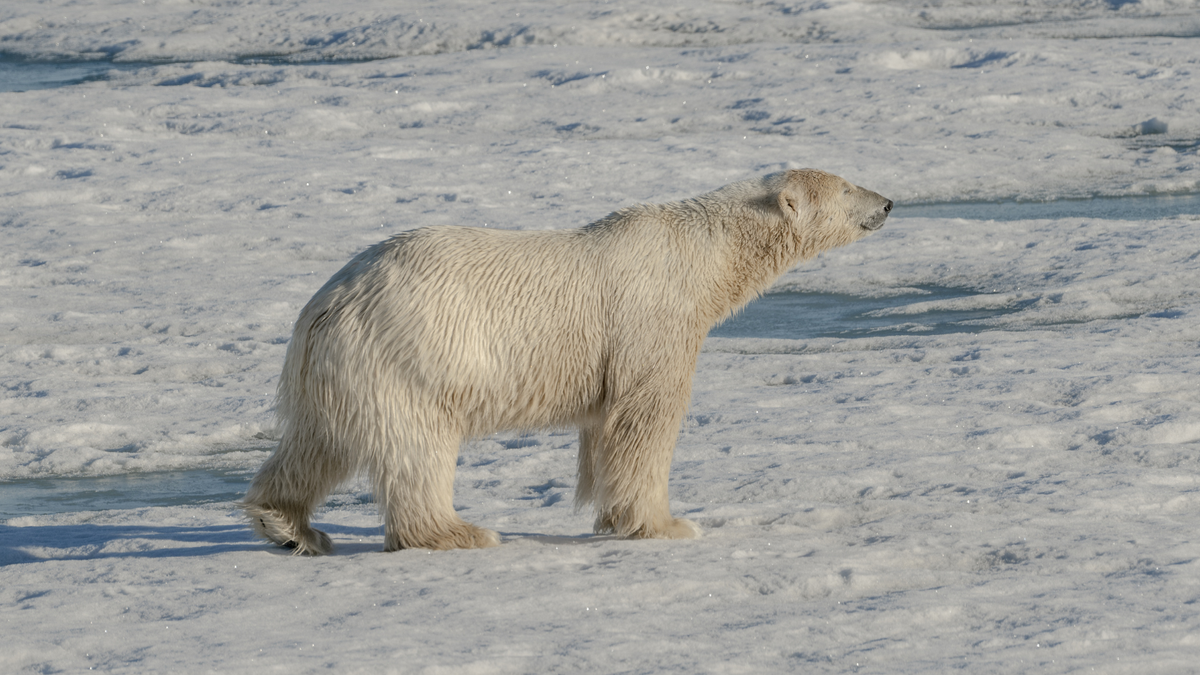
2,0 -> 1199,671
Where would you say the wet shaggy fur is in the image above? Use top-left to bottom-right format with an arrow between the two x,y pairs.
242,169 -> 893,554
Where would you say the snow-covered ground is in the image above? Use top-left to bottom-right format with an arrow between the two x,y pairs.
3,1 -> 1199,672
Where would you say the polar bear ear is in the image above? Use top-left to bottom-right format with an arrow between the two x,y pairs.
777,187 -> 805,221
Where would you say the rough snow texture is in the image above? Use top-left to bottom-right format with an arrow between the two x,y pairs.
2,0 -> 1199,672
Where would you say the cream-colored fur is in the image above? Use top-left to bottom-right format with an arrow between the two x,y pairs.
242,169 -> 892,554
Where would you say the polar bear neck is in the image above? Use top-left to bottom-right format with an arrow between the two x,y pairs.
588,194 -> 803,328
580,171 -> 872,330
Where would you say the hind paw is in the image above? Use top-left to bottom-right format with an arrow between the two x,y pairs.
286,527 -> 334,556
631,517 -> 702,540
384,519 -> 500,551
244,504 -> 333,555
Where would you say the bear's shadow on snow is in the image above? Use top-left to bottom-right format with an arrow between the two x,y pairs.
0,522 -> 265,565
318,526 -> 628,553
0,521 -> 615,564
497,532 -> 626,546
0,521 -> 389,565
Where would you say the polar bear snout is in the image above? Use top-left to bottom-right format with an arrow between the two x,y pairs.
856,190 -> 893,232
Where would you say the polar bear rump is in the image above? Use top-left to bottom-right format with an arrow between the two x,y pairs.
242,169 -> 892,554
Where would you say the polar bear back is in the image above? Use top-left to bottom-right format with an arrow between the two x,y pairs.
287,221 -> 704,436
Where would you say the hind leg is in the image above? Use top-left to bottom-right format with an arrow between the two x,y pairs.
374,423 -> 499,551
242,433 -> 353,555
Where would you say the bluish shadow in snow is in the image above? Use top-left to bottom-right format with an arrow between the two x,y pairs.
0,519 -> 597,564
499,532 -> 622,546
0,469 -> 254,519
0,54 -> 146,93
709,286 -> 1029,340
0,522 -> 261,565
896,193 -> 1200,221
0,520 -> 388,565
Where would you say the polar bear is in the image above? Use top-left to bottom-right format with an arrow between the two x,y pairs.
242,169 -> 892,554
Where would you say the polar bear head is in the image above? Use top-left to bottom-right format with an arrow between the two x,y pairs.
770,169 -> 892,237
690,169 -> 892,320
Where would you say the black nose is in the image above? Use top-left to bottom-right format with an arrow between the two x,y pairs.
884,200 -> 893,213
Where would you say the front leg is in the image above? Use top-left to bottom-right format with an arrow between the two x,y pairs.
588,383 -> 700,540
575,422 -> 602,514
